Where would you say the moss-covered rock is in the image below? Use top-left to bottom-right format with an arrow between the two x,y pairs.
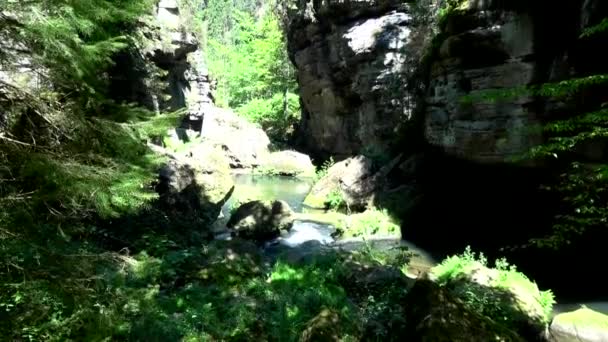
295,211 -> 348,230
431,248 -> 555,340
188,144 -> 235,205
339,208 -> 400,238
304,155 -> 374,209
403,278 -> 525,342
227,200 -> 294,242
550,307 -> 608,342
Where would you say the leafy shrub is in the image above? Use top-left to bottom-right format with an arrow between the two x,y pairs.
237,92 -> 301,143
326,189 -> 347,211
118,247 -> 361,341
314,156 -> 335,182
162,133 -> 204,154
205,5 -> 301,143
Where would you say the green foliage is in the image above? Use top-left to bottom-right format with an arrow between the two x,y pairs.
461,75 -> 608,105
327,189 -> 347,211
237,91 -> 301,140
203,1 -> 300,143
1,0 -> 155,97
162,132 -> 204,154
0,1 -> 184,339
432,247 -> 555,328
8,243 -> 362,341
314,156 -> 335,182
340,208 -> 401,238
437,0 -> 469,27
581,18 -> 608,38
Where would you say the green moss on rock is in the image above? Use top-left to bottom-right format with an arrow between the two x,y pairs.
431,248 -> 555,340
403,279 -> 525,342
260,150 -> 316,178
303,191 -> 335,209
553,307 -> 608,329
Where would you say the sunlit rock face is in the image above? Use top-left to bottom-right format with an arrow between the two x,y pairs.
288,0 -> 608,164
287,0 -> 413,160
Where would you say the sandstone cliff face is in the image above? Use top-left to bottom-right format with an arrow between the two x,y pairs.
287,0 -> 413,160
289,1 -> 608,298
108,0 -> 199,114
423,0 -> 608,163
288,0 -> 608,163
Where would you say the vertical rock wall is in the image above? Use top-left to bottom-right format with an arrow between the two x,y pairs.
108,0 -> 201,115
287,0 -> 608,298
287,0 -> 413,160
288,0 -> 608,163
423,0 -> 608,163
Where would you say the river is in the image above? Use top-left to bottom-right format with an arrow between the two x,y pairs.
219,173 -> 607,315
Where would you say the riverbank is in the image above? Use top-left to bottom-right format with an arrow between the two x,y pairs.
216,172 -> 608,320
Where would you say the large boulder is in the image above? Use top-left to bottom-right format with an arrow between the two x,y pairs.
227,200 -> 294,242
304,155 -> 402,210
549,308 -> 608,342
299,309 -> 343,342
261,150 -> 316,177
287,0 -> 412,159
430,258 -> 553,340
403,279 -> 525,341
200,107 -> 271,168
156,145 -> 234,223
304,156 -> 374,209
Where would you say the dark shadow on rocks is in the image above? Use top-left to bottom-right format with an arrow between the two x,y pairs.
402,277 -> 536,341
95,160 -> 234,253
376,146 -> 608,301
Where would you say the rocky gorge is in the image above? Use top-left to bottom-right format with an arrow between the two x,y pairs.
2,0 -> 608,340
286,0 -> 608,302
145,0 -> 608,339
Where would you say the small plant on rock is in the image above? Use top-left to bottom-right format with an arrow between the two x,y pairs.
432,247 -> 555,336
314,157 -> 335,182
326,189 -> 346,211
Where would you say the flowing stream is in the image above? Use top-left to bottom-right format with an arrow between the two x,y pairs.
219,173 -> 608,315
218,173 -> 435,273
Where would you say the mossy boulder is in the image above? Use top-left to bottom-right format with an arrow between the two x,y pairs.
261,150 -> 316,177
156,145 -> 234,223
304,155 -> 374,209
431,250 -> 554,340
227,200 -> 294,242
403,278 -> 524,341
550,307 -> 608,342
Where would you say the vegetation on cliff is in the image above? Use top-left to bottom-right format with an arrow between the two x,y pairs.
463,16 -> 608,249
1,0 -> 605,340
190,0 -> 300,144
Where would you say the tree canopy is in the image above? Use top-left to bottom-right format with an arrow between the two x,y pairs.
199,0 -> 300,143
